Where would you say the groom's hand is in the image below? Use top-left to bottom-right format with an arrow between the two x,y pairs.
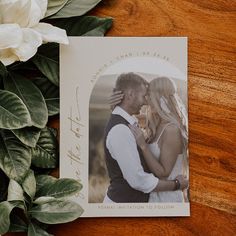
175,175 -> 189,190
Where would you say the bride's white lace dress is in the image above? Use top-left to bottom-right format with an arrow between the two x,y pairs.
148,123 -> 186,202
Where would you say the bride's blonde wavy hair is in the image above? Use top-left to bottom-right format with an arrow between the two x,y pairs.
146,77 -> 188,144
146,77 -> 189,189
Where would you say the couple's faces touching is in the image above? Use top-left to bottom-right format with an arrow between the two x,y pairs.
131,84 -> 148,114
123,82 -> 157,115
132,85 -> 158,115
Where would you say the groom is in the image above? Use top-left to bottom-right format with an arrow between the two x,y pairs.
103,72 -> 187,203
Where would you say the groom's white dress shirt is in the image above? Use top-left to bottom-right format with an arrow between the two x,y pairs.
104,106 -> 159,203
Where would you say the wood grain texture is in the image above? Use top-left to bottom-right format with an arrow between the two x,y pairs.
5,0 -> 236,235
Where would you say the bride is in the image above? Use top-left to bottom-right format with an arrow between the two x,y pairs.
110,76 -> 189,202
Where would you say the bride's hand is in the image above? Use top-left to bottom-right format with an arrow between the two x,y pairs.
108,90 -> 124,110
175,175 -> 189,190
128,124 -> 147,150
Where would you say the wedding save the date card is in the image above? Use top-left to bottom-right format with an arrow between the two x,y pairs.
60,37 -> 190,217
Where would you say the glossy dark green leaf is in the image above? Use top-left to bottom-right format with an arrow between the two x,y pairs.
45,0 -> 68,17
51,16 -> 113,36
35,175 -> 57,193
0,76 -> 3,89
0,61 -> 6,89
7,179 -> 24,202
48,127 -> 58,137
44,97 -> 59,116
0,61 -> 8,78
0,130 -> 31,183
48,0 -> 102,18
11,127 -> 41,148
4,73 -> 48,128
22,170 -> 36,200
29,200 -> 84,224
36,178 -> 82,199
31,43 -> 59,87
8,60 -> 38,72
0,90 -> 30,129
34,196 -> 55,205
0,201 -> 18,234
30,166 -> 52,176
8,214 -> 27,232
37,43 -> 59,62
31,127 -> 58,168
32,54 -> 59,86
28,222 -> 53,236
33,77 -> 59,116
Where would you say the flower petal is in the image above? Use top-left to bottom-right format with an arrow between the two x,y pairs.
0,0 -> 31,27
0,24 -> 23,49
27,0 -> 46,27
11,28 -> 42,62
34,0 -> 48,20
0,49 -> 19,66
32,23 -> 69,44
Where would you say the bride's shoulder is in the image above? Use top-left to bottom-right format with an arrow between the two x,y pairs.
161,124 -> 183,152
163,123 -> 181,140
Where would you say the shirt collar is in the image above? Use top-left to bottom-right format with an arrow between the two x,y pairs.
112,106 -> 138,125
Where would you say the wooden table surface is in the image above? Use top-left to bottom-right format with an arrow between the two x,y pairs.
6,0 -> 236,235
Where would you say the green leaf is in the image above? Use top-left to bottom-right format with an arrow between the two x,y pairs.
36,178 -> 82,199
22,170 -> 36,200
0,61 -> 7,90
11,127 -> 41,148
7,179 -> 24,202
31,43 -> 59,87
29,200 -> 84,224
32,54 -> 59,86
33,77 -> 59,116
50,16 -> 113,36
8,60 -> 38,72
34,196 -> 55,205
37,43 -> 59,62
28,222 -> 52,236
0,61 -> 8,78
35,175 -> 57,193
48,127 -> 58,137
44,97 -> 59,116
0,201 -> 18,234
0,89 -> 30,129
31,167 -> 52,176
0,169 -> 9,202
4,73 -> 48,128
45,0 -> 68,18
31,127 -> 58,168
0,130 -> 31,183
9,214 -> 27,232
49,0 -> 102,18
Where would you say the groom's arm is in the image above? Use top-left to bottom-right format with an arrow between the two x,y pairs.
107,124 -> 159,193
153,175 -> 188,192
154,180 -> 176,192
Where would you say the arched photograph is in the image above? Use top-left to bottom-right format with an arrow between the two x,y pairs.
89,57 -> 189,203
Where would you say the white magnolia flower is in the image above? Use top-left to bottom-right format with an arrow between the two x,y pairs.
0,0 -> 69,66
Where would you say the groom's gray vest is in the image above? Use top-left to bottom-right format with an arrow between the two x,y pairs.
104,114 -> 150,203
